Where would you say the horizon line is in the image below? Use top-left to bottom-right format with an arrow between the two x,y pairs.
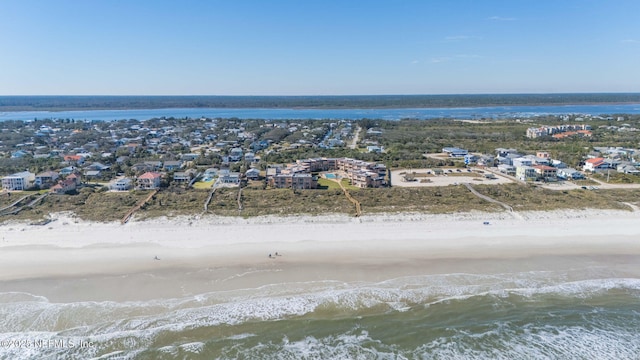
2,92 -> 640,97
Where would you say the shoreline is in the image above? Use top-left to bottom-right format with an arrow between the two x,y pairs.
1,209 -> 640,286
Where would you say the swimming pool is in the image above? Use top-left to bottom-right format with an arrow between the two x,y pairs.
325,173 -> 336,179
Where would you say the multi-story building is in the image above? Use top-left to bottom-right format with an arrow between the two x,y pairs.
137,172 -> 162,190
34,171 -> 59,188
269,173 -> 317,189
109,178 -> 133,191
1,171 -> 35,191
269,157 -> 386,189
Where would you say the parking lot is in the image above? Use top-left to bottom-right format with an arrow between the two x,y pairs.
391,168 -> 514,187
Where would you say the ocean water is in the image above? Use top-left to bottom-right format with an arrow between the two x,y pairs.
2,103 -> 640,122
1,256 -> 639,359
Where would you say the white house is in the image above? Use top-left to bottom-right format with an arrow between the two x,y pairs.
109,177 -> 133,191
583,157 -> 608,172
218,170 -> 240,185
557,168 -> 585,180
2,171 -> 36,191
512,157 -> 533,168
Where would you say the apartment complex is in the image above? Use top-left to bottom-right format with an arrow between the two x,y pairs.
267,157 -> 386,189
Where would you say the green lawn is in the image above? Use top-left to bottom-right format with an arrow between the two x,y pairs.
317,177 -> 341,189
193,179 -> 215,189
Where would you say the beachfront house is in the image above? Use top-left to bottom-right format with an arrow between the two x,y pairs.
34,171 -> 59,188
137,172 -> 162,190
1,171 -> 36,191
50,177 -> 78,194
218,170 -> 241,185
173,170 -> 196,183
109,177 -> 133,191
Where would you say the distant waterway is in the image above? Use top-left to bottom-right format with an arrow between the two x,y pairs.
2,103 -> 640,122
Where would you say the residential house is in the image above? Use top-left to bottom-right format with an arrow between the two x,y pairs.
244,152 -> 255,163
512,157 -> 533,168
557,168 -> 585,180
551,159 -> 567,168
516,166 -> 537,181
84,170 -> 102,179
51,177 -> 77,194
59,166 -> 77,176
464,154 -> 478,164
1,171 -> 36,191
137,172 -> 162,190
245,168 -> 261,180
143,161 -> 163,171
218,170 -> 240,185
442,147 -> 468,157
173,170 -> 196,183
85,162 -> 110,171
65,173 -> 82,186
617,164 -> 640,175
11,150 -> 30,159
583,157 -> 609,172
180,153 -> 199,161
497,164 -> 516,175
229,148 -> 244,162
163,160 -> 183,171
109,177 -> 133,191
532,165 -> 557,181
63,155 -> 86,166
34,171 -> 59,188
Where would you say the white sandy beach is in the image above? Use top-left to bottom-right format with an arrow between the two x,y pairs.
1,209 -> 640,298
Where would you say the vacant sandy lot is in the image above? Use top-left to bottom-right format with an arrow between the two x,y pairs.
391,168 -> 514,187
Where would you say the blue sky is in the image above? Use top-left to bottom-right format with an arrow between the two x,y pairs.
1,0 -> 639,95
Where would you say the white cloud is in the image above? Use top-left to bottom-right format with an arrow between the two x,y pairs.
411,60 -> 420,64
431,57 -> 450,63
621,39 -> 640,43
488,16 -> 516,21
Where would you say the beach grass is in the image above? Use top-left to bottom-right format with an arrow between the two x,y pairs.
3,183 -> 640,223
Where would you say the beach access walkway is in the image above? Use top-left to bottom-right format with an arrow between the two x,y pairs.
463,182 -> 522,219
336,177 -> 362,217
121,190 -> 158,224
0,193 -> 48,216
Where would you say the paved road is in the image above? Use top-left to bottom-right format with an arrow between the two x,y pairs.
348,126 -> 361,150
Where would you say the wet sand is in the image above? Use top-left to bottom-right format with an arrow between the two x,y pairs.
1,209 -> 640,302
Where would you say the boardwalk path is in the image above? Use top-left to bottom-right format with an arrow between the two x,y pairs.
336,178 -> 362,217
121,190 -> 158,224
463,183 -> 522,219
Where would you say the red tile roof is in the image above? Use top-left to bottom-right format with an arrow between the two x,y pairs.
585,157 -> 605,165
139,172 -> 162,179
